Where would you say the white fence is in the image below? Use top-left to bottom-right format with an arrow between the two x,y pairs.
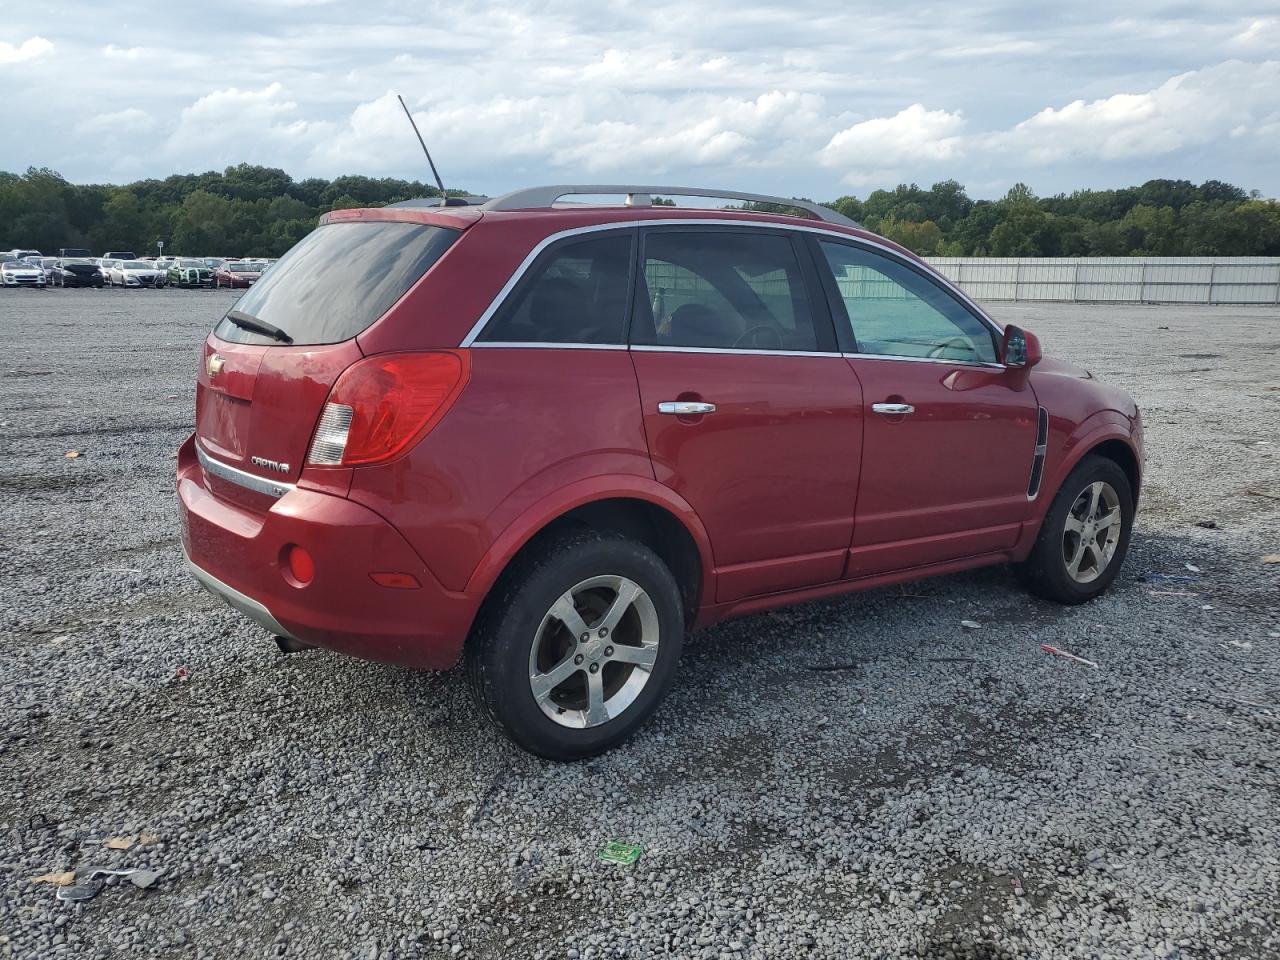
926,257 -> 1280,305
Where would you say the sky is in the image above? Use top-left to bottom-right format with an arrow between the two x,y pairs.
2,1 -> 1279,200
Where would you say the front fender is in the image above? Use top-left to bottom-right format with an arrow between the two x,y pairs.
1039,411 -> 1140,511
463,475 -> 716,607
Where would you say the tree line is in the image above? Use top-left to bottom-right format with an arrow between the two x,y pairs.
1,164 -> 1277,258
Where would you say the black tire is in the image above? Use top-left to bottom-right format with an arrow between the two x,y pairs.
1018,454 -> 1134,604
466,528 -> 685,760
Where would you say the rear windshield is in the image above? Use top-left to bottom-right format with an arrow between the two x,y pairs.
213,221 -> 460,346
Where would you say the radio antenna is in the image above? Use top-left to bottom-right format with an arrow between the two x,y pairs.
396,93 -> 446,197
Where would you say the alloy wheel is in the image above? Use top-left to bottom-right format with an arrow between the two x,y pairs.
527,575 -> 660,729
1062,480 -> 1122,584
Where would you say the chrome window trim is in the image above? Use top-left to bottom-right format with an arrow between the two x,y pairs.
196,441 -> 294,499
471,340 -> 629,351
841,352 -> 1007,370
457,219 -> 1002,348
634,345 -> 843,358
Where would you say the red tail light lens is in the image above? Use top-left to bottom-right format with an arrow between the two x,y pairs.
307,351 -> 470,467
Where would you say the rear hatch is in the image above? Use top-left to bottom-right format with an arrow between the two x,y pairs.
195,219 -> 462,504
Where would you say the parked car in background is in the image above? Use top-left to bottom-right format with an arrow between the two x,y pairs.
59,247 -> 92,259
213,261 -> 261,288
0,253 -> 15,264
1,259 -> 47,287
107,259 -> 166,288
178,184 -> 1145,759
102,250 -> 137,261
168,258 -> 214,288
6,248 -> 42,261
51,258 -> 106,288
201,257 -> 227,271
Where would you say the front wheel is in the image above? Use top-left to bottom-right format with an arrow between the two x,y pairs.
1018,454 -> 1134,604
466,529 -> 685,759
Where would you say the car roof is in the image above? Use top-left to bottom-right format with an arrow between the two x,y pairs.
318,185 -> 920,264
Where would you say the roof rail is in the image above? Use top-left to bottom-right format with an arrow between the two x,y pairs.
480,185 -> 861,228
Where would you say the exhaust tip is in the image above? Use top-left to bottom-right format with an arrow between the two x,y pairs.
274,634 -> 316,655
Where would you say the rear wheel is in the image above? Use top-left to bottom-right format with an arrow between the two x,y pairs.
466,529 -> 684,759
1018,454 -> 1134,604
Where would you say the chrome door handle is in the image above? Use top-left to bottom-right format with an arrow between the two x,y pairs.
871,402 -> 915,416
658,401 -> 716,415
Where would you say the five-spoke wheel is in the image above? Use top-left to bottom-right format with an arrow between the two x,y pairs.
1020,454 -> 1134,604
1062,481 -> 1122,584
466,529 -> 684,759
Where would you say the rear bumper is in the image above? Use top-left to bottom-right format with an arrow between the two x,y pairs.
177,435 -> 478,669
185,553 -> 299,640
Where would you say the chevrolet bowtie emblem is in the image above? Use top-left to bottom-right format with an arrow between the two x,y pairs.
207,354 -> 225,378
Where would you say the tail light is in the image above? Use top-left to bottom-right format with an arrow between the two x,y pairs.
307,351 -> 470,467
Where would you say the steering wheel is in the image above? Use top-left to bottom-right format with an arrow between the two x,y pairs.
733,324 -> 783,350
927,335 -> 977,359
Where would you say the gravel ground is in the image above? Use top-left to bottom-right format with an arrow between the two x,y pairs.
1,289 -> 1278,960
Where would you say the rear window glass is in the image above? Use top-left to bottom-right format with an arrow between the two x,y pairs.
213,221 -> 459,346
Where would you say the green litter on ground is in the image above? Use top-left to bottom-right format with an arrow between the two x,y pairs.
597,841 -> 643,865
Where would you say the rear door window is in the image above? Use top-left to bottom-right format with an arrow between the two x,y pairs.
213,221 -> 460,346
477,231 -> 634,345
632,229 -> 829,352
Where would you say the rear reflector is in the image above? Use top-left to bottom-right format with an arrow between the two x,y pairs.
369,572 -> 421,589
285,545 -> 315,585
307,351 -> 470,467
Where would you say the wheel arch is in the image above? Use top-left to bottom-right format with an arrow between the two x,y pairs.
1045,419 -> 1142,510
463,480 -> 715,629
1085,438 -> 1142,507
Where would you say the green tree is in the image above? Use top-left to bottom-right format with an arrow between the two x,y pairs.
172,190 -> 236,253
878,216 -> 945,255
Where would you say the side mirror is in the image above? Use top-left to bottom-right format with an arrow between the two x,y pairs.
1003,325 -> 1042,368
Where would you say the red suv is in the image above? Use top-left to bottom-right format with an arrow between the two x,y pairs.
178,185 -> 1142,759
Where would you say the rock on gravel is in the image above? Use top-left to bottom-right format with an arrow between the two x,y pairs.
1,291 -> 1278,958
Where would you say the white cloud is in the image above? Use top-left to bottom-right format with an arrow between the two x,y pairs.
1229,17 -> 1279,49
164,83 -> 330,165
1,2 -> 1278,197
77,108 -> 158,135
0,36 -> 53,64
988,59 -> 1280,163
103,44 -> 146,60
817,60 -> 1280,186
819,104 -> 966,184
309,88 -> 832,178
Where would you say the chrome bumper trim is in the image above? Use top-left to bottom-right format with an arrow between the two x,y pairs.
196,441 -> 294,499
184,552 -> 299,641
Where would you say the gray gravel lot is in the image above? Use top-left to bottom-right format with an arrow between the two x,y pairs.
1,289 -> 1278,960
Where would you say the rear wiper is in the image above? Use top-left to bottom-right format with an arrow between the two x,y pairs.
226,309 -> 293,344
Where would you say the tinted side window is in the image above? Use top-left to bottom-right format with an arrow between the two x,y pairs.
634,231 -> 822,351
479,233 -> 633,345
819,241 -> 997,363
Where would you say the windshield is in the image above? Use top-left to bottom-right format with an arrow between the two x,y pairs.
63,258 -> 91,265
123,261 -> 151,269
179,259 -> 204,268
213,221 -> 459,347
228,263 -> 256,272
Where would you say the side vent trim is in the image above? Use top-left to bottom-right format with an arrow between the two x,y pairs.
1027,406 -> 1049,499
